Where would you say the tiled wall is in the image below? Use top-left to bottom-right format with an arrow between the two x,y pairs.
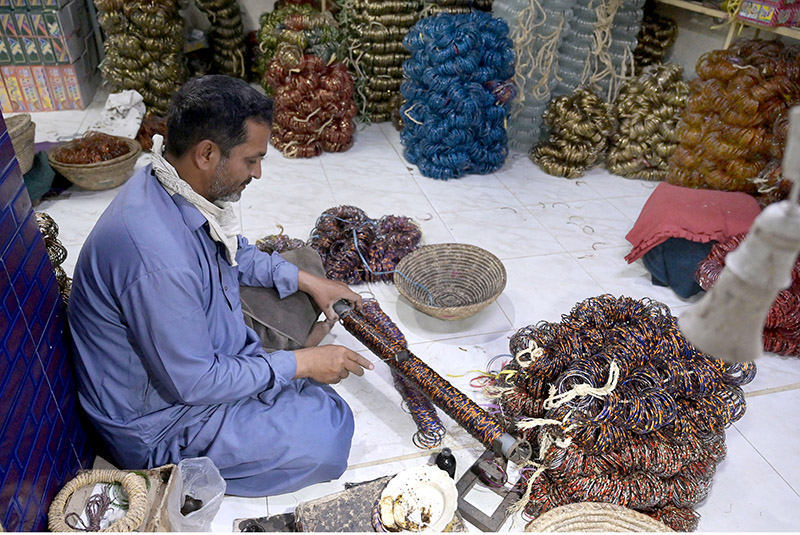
0,114 -> 94,531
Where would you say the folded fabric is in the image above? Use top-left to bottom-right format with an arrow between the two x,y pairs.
642,238 -> 716,298
625,182 -> 761,263
23,151 -> 55,205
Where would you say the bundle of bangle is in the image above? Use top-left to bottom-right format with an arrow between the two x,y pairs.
308,206 -> 422,284
606,63 -> 689,181
400,11 -> 516,179
265,54 -> 357,158
338,300 -> 507,450
697,232 -> 800,357
94,0 -> 186,115
255,225 -> 306,254
393,371 -> 447,448
666,39 -> 800,200
338,0 -> 421,122
256,5 -> 344,93
494,0 -> 575,152
195,0 -> 247,78
351,300 -> 446,448
353,299 -> 447,448
36,213 -> 71,303
530,87 -> 616,179
633,10 -> 678,71
491,295 -> 755,531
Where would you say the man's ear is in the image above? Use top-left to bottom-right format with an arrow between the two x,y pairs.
193,139 -> 221,172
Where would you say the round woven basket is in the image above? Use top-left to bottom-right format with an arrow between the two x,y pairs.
525,503 -> 673,532
6,113 -> 36,175
48,137 -> 141,191
48,469 -> 149,532
393,243 -> 506,321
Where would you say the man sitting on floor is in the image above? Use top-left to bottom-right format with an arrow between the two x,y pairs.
68,75 -> 373,496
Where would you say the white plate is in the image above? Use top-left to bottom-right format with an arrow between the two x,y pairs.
379,465 -> 457,532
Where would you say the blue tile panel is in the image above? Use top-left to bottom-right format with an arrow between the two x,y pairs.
0,114 -> 94,532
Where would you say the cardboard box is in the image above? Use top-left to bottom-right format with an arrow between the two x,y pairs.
60,49 -> 97,109
82,30 -> 96,71
21,35 -> 39,63
45,63 -> 69,108
0,12 -> 18,35
0,64 -> 25,111
6,35 -> 24,64
0,72 -> 15,112
36,35 -> 53,63
0,36 -> 11,64
15,64 -> 43,111
738,0 -> 797,26
42,0 -> 86,40
30,63 -> 53,109
41,0 -> 71,10
51,30 -> 82,63
29,11 -> 46,36
13,12 -> 32,36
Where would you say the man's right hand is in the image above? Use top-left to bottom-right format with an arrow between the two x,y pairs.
294,345 -> 374,384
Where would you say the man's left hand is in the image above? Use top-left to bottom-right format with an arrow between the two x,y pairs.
298,270 -> 363,321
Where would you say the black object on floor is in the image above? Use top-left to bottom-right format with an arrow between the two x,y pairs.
642,237 -> 716,298
436,447 -> 457,478
235,513 -> 296,532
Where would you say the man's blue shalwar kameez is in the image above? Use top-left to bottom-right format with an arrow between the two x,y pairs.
68,165 -> 354,496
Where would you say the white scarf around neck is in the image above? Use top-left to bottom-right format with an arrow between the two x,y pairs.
150,134 -> 241,266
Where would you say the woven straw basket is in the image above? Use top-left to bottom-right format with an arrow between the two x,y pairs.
6,113 -> 36,175
48,469 -> 149,532
525,503 -> 673,532
49,137 -> 141,191
394,243 -> 506,321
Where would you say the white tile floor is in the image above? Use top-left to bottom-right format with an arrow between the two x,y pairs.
17,90 -> 800,531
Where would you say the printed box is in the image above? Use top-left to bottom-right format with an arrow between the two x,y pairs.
29,12 -> 46,36
0,12 -> 17,36
0,73 -> 14,112
0,36 -> 11,64
6,35 -> 25,64
30,63 -> 53,109
36,35 -> 53,63
50,30 -> 83,64
60,50 -> 98,109
15,65 -> 43,111
42,0 -> 86,40
1,65 -> 25,111
738,0 -> 797,26
41,0 -> 71,9
45,63 -> 69,109
21,36 -> 40,63
13,12 -> 32,36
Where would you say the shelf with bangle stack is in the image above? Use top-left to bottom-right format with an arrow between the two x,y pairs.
655,0 -> 800,47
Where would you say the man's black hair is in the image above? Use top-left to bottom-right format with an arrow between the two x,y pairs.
165,75 -> 273,158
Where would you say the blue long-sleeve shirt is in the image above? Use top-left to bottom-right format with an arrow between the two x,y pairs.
68,165 -> 302,467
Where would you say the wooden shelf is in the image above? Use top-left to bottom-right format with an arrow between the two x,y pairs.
657,0 -> 729,19
654,0 -> 800,47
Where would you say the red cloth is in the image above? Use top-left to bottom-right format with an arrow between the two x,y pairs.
625,182 -> 761,263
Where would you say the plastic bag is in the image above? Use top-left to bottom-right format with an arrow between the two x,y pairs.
167,457 -> 227,531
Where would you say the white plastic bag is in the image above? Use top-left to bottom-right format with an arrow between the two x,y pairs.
167,457 -> 226,532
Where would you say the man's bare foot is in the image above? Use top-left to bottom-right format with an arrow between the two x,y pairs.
305,318 -> 336,347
